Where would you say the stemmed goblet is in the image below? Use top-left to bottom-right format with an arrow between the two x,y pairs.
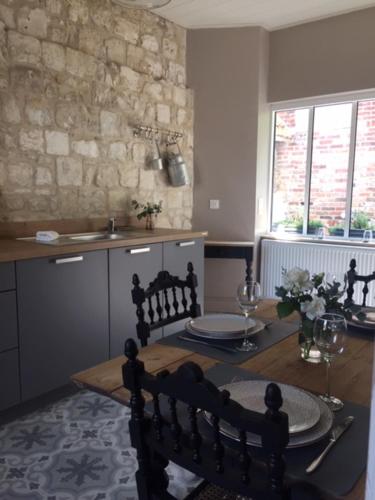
236,281 -> 261,352
313,313 -> 347,411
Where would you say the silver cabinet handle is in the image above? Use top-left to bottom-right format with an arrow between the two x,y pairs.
128,247 -> 151,255
177,241 -> 195,247
54,256 -> 83,265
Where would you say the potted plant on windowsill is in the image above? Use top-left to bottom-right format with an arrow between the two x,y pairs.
131,200 -> 162,230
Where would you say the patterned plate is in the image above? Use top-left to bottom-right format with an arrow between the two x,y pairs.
205,392 -> 332,448
185,319 -> 265,340
212,380 -> 321,434
190,314 -> 256,334
349,307 -> 375,331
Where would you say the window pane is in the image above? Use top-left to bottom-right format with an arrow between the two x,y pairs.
309,103 -> 352,236
271,109 -> 309,233
350,100 -> 375,237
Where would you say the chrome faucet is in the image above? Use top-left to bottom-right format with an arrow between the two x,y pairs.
108,217 -> 116,233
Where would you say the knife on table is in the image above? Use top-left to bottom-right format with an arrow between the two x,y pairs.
178,335 -> 238,353
306,416 -> 354,474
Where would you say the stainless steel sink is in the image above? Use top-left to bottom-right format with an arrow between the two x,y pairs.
69,233 -> 126,242
17,230 -> 147,245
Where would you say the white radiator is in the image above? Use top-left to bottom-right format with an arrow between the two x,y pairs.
260,239 -> 375,305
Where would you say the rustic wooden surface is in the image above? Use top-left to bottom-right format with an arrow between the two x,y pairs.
72,300 -> 374,500
0,227 -> 208,263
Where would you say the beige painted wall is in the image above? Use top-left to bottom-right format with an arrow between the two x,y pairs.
269,7 -> 375,102
187,27 -> 269,299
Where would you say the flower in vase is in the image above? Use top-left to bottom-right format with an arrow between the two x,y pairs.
282,267 -> 313,293
300,296 -> 326,320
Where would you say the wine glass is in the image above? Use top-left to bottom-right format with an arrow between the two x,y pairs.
313,313 -> 347,411
363,229 -> 372,243
236,281 -> 261,352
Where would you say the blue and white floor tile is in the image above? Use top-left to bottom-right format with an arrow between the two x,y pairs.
0,391 -> 201,499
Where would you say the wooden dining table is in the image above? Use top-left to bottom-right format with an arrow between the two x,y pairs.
72,300 -> 374,500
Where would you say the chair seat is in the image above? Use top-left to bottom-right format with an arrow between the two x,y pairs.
188,482 -> 242,500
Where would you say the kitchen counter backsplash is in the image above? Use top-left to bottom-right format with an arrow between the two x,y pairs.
0,0 -> 193,229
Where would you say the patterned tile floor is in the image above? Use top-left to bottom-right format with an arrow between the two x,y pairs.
0,390 -> 200,500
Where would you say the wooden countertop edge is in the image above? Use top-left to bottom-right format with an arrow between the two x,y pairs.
0,229 -> 208,263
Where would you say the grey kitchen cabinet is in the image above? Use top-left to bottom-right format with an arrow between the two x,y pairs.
109,243 -> 163,357
0,262 -> 15,291
0,291 -> 18,352
163,238 -> 205,336
17,250 -> 109,401
0,349 -> 20,411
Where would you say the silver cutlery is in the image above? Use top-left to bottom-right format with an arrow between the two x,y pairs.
306,416 -> 354,474
177,335 -> 238,353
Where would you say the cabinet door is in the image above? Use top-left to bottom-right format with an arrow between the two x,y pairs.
0,262 -> 15,291
163,238 -> 205,336
109,243 -> 163,357
0,291 -> 18,352
17,250 -> 109,401
0,349 -> 20,411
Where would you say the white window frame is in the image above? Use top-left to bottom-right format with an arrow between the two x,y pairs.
269,88 -> 375,239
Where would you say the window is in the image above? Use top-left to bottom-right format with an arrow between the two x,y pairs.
270,95 -> 375,239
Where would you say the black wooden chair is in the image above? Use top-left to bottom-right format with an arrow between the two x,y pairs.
123,337 -> 291,500
132,262 -> 201,347
344,258 -> 375,307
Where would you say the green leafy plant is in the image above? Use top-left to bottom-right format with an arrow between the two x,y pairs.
351,211 -> 374,230
328,224 -> 344,235
131,200 -> 163,220
307,219 -> 324,231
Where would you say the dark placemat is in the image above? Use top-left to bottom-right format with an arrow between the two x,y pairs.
202,364 -> 369,499
157,319 -> 298,364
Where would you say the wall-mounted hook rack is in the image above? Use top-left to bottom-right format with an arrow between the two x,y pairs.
133,125 -> 183,142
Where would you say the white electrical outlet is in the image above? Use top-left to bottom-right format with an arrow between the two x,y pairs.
209,199 -> 220,210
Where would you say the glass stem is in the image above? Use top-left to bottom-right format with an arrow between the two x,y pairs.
325,359 -> 331,399
243,313 -> 250,347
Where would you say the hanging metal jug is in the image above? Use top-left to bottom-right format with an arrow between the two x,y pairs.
148,140 -> 164,171
167,142 -> 189,187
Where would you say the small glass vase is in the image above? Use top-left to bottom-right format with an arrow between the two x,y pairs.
298,317 -> 323,364
145,213 -> 155,230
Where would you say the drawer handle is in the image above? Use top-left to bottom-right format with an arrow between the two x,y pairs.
177,241 -> 195,247
54,256 -> 84,264
128,247 -> 151,255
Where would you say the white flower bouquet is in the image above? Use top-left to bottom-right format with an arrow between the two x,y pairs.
275,267 -> 355,358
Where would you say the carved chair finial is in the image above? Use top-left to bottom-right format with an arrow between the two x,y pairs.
124,338 -> 138,360
265,383 -> 283,413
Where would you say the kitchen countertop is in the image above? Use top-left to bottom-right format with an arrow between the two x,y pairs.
0,228 -> 208,263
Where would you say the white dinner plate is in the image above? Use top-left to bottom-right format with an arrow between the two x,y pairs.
206,380 -> 321,435
349,307 -> 375,331
205,391 -> 332,449
185,318 -> 265,340
190,314 -> 256,334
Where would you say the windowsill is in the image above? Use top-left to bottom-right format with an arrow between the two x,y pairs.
262,232 -> 375,248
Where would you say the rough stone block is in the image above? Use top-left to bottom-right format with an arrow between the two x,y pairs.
46,130 -> 69,156
144,82 -> 162,101
162,38 -> 178,60
1,95 -> 21,124
8,31 -> 41,66
20,129 -> 44,153
109,142 -> 127,161
66,48 -> 97,79
17,7 -> 48,39
69,0 -> 89,24
72,140 -> 98,158
114,18 -> 139,44
42,41 -> 65,72
109,189 -> 128,211
79,27 -> 104,59
56,157 -> 82,186
25,99 -> 53,126
139,169 -> 154,190
173,86 -> 186,107
35,166 -> 53,186
132,142 -> 146,163
95,165 -> 118,188
79,187 -> 106,215
167,61 -> 186,87
177,108 -> 187,126
141,34 -> 159,53
120,65 -> 141,92
105,38 -> 126,65
157,104 -> 170,124
0,4 -> 15,29
119,165 -> 138,188
46,0 -> 63,16
8,162 -> 33,188
100,110 -> 120,137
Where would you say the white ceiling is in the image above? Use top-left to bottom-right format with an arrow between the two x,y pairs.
155,0 -> 375,30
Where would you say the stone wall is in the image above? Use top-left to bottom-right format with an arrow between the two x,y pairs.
0,0 -> 193,229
